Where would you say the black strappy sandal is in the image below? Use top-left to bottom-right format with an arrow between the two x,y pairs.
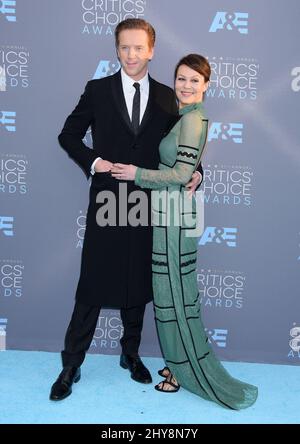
154,374 -> 180,393
157,366 -> 171,378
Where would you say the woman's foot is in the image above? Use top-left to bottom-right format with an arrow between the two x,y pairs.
155,373 -> 180,393
157,366 -> 171,378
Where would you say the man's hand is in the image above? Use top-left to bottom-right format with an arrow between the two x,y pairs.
110,163 -> 137,181
94,159 -> 113,173
185,171 -> 202,197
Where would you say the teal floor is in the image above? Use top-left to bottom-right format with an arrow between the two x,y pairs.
0,350 -> 299,424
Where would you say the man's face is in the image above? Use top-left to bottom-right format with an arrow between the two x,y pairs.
117,29 -> 154,81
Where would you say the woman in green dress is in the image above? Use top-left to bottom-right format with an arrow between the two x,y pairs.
111,54 -> 258,410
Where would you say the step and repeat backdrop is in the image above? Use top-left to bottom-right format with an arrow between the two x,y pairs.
1,0 -> 299,365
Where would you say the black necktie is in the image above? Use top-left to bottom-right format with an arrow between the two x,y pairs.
132,82 -> 140,134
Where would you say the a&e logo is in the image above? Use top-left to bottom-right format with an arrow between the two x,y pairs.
0,216 -> 14,236
209,12 -> 248,34
93,60 -> 120,79
0,0 -> 16,22
0,111 -> 16,132
208,122 -> 243,144
205,328 -> 228,348
199,227 -> 237,247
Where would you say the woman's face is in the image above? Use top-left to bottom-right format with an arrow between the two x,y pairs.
175,64 -> 209,108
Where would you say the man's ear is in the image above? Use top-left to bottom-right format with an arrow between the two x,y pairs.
149,47 -> 154,61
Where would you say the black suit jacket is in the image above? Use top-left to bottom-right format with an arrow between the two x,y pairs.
58,71 -> 202,308
59,71 -> 179,176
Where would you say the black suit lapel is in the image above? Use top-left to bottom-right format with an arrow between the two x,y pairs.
110,72 -> 156,138
110,70 -> 133,134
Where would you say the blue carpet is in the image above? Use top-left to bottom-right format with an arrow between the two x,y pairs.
0,351 -> 299,424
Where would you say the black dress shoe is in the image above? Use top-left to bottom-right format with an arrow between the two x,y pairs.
120,354 -> 152,384
49,366 -> 81,401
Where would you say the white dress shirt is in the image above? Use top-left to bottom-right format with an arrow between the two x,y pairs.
90,69 -> 149,175
121,68 -> 149,124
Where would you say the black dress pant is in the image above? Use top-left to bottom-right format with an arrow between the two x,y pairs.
61,300 -> 146,367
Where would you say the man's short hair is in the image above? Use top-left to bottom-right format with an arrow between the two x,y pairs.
115,18 -> 156,48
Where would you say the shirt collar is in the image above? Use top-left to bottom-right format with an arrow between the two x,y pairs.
121,68 -> 149,92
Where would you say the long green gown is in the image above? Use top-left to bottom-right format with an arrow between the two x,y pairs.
135,101 -> 258,410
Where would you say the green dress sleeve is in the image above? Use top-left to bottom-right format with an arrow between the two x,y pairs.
135,110 -> 204,190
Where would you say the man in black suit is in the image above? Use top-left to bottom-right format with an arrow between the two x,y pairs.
50,18 -> 203,401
